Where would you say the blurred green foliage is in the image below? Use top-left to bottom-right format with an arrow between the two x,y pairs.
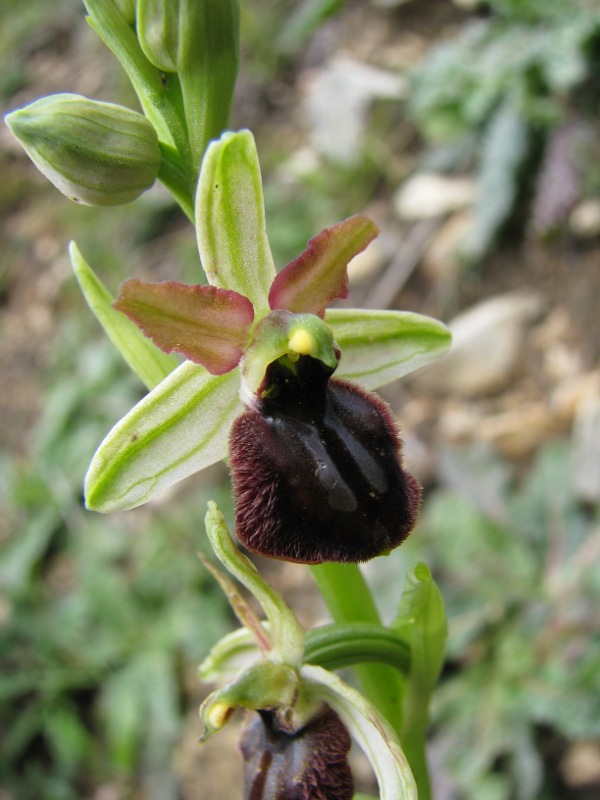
414,443 -> 600,800
409,0 -> 600,260
0,324 -> 233,800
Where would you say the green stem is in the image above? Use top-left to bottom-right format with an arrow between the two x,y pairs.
309,563 -> 404,731
84,0 -> 194,173
158,143 -> 195,222
400,727 -> 431,800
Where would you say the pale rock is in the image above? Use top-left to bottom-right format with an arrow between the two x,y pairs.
572,396 -> 600,503
542,341 -> 584,383
438,402 -> 483,443
439,400 -> 560,458
394,173 -> 475,221
347,235 -> 386,285
530,307 -> 571,349
475,403 -> 559,458
551,371 -> 600,422
302,57 -> 407,164
414,291 -> 544,397
561,742 -> 600,788
569,199 -> 600,238
422,211 -> 473,281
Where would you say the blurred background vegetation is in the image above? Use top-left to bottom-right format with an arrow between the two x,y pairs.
1,1 -> 600,799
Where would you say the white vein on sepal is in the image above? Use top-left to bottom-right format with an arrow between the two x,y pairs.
85,362 -> 241,512
326,308 -> 451,390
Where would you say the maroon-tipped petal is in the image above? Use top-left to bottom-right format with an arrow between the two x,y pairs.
114,279 -> 254,374
268,215 -> 378,318
229,357 -> 421,564
240,704 -> 354,800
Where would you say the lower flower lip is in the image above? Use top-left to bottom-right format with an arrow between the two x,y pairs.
230,376 -> 422,564
240,703 -> 354,800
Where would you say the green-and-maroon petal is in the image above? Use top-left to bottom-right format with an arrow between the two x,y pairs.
268,215 -> 379,318
114,279 -> 254,374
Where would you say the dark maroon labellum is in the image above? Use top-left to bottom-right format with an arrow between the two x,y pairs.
230,355 -> 421,564
240,704 -> 353,800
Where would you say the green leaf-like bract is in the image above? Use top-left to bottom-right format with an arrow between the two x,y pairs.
70,243 -> 178,390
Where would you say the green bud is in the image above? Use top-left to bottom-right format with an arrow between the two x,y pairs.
137,0 -> 240,168
136,0 -> 180,72
114,0 -> 136,24
5,93 -> 160,206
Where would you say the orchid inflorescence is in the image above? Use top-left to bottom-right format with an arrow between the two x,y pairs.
6,2 -> 451,797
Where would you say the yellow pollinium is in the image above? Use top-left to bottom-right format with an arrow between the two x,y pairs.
206,700 -> 234,730
288,328 -> 315,356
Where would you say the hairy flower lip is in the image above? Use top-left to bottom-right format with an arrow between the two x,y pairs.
240,703 -> 354,800
230,357 -> 422,565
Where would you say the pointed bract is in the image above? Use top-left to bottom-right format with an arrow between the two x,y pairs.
269,215 -> 379,318
70,243 -> 178,390
114,279 -> 254,374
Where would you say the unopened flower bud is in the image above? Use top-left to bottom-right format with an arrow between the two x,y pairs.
5,94 -> 160,206
114,0 -> 136,25
137,0 -> 239,167
137,0 -> 180,72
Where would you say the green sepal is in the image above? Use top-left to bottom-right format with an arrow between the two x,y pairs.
310,562 -> 404,731
84,365 -> 241,512
198,626 -> 265,683
200,661 -> 300,740
136,0 -> 180,72
199,621 -> 411,682
195,130 -> 275,314
114,0 -> 135,24
205,502 -> 305,667
304,623 -> 410,675
83,0 -> 193,186
325,308 -> 451,390
70,243 -> 178,390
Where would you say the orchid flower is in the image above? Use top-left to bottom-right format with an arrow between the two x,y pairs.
198,502 -> 418,800
80,130 -> 450,563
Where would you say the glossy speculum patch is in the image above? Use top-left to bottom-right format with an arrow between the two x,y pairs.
240,704 -> 353,800
230,355 -> 421,564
